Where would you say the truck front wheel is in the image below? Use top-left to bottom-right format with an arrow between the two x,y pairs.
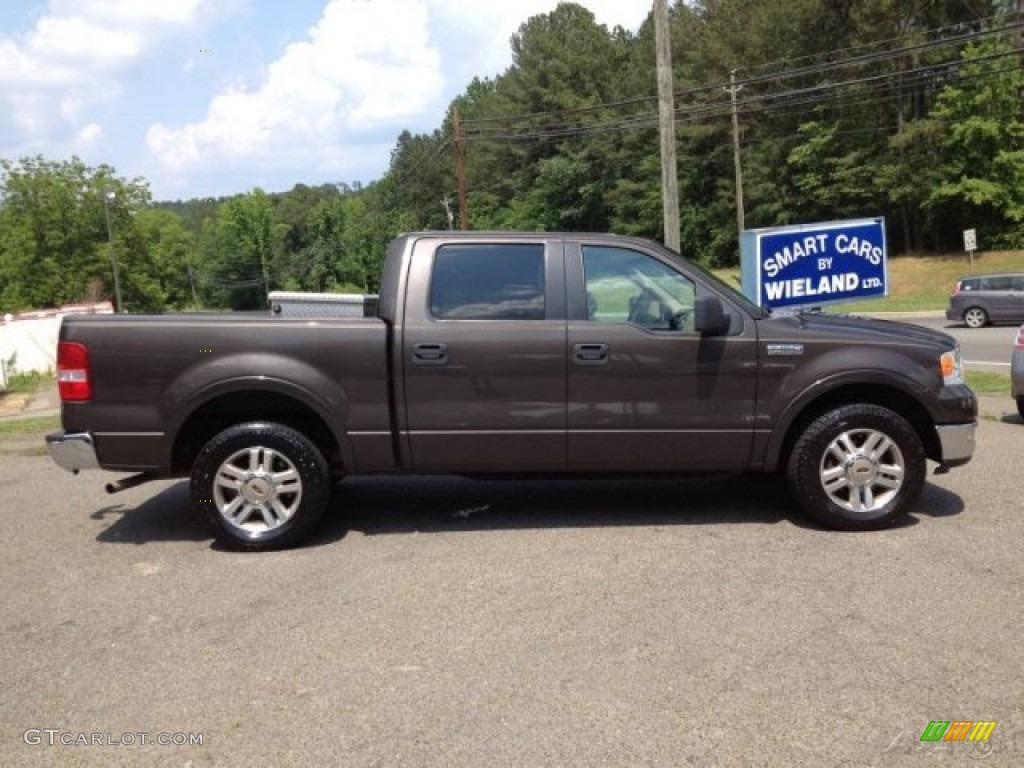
787,404 -> 925,531
190,422 -> 331,550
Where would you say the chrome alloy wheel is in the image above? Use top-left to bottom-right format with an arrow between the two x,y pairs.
963,307 -> 987,328
819,428 -> 905,514
213,446 -> 303,534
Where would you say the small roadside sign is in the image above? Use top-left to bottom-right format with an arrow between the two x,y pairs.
963,228 -> 977,252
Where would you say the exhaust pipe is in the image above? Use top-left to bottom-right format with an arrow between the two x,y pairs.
105,472 -> 161,494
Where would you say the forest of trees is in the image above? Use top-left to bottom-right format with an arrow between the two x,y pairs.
1,0 -> 1022,312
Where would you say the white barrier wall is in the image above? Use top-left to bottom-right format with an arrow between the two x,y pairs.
0,303 -> 113,386
0,316 -> 61,377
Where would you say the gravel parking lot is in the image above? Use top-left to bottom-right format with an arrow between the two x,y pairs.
2,400 -> 1021,767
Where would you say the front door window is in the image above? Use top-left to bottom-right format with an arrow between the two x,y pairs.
583,246 -> 696,332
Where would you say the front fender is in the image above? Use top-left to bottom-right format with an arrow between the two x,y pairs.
759,346 -> 939,471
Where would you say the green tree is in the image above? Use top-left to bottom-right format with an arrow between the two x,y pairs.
923,38 -> 1024,248
0,156 -> 151,311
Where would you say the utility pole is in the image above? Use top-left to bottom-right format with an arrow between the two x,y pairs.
653,0 -> 680,251
185,250 -> 201,308
453,107 -> 468,230
726,70 -> 745,234
102,188 -> 123,313
441,195 -> 455,230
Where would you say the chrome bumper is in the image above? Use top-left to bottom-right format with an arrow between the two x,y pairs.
46,432 -> 101,472
935,422 -> 976,467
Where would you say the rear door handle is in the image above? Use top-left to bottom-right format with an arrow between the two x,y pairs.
573,342 -> 609,365
412,342 -> 448,366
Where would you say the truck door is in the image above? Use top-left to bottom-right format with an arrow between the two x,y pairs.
400,238 -> 567,471
565,241 -> 757,471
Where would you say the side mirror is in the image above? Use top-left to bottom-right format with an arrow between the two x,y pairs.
694,296 -> 730,335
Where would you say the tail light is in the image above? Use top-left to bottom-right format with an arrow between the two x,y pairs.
57,341 -> 93,401
1016,326 -> 1024,349
951,280 -> 962,295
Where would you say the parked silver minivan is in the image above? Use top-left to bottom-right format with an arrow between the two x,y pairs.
946,273 -> 1024,328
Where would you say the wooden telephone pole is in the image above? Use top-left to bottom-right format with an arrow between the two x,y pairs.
453,107 -> 468,230
726,69 -> 745,234
653,0 -> 680,251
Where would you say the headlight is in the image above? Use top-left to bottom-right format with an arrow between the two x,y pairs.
940,347 -> 964,386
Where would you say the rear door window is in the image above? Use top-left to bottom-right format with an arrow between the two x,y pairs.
429,244 -> 546,320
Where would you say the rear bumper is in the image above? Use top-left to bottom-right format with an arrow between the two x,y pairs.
935,422 -> 976,468
46,431 -> 101,472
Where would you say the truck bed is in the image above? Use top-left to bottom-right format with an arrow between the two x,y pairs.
59,313 -> 391,473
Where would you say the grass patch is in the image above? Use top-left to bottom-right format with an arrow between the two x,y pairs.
965,370 -> 1011,395
1,370 -> 55,395
712,250 -> 1024,312
0,414 -> 61,436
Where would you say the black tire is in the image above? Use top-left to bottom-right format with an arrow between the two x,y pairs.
191,422 -> 330,551
786,404 -> 925,531
1017,397 -> 1024,421
963,306 -> 988,328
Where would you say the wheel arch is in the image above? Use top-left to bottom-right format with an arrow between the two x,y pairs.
170,385 -> 346,476
765,382 -> 940,473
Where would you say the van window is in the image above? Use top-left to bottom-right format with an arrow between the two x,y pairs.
981,276 -> 1012,291
1011,276 -> 1024,291
430,244 -> 546,320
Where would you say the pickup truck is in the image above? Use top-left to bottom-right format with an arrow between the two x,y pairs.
47,232 -> 977,550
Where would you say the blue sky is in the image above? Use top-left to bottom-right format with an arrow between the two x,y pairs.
0,1 -> 650,201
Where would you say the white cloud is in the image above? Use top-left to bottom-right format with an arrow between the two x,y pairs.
147,0 -> 444,174
48,0 -> 204,27
77,122 -> 103,147
0,0 -> 205,158
146,0 -> 650,182
0,1 -> 202,87
426,0 -> 651,82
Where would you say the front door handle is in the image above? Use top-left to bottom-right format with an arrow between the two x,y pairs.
412,342 -> 448,366
573,342 -> 609,365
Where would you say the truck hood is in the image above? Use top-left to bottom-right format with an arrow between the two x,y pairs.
760,311 -> 957,351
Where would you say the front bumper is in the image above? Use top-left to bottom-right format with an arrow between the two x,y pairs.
935,422 -> 976,468
46,431 -> 100,472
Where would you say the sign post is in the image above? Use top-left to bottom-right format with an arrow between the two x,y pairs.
740,218 -> 888,311
963,228 -> 977,273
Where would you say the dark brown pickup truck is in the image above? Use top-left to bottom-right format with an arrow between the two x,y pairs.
47,232 -> 977,549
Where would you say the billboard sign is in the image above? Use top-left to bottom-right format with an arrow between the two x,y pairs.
740,218 -> 887,310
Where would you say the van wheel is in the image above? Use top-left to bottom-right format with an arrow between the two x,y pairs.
191,422 -> 330,550
963,307 -> 988,328
787,404 -> 925,531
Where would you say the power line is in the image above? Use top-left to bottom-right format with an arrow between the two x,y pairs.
460,16 -> 1023,130
463,49 -> 1023,143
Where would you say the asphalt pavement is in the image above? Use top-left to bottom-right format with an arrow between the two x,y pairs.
1,398 -> 1021,767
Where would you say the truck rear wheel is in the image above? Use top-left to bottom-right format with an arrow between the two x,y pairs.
787,404 -> 925,530
190,422 -> 330,550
